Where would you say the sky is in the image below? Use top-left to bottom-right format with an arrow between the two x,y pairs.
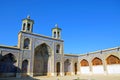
0,0 -> 120,54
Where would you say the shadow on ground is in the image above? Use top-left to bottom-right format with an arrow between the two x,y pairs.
0,53 -> 39,80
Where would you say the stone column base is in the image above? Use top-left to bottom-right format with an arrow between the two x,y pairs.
64,72 -> 72,76
55,72 -> 64,76
60,72 -> 64,76
71,72 -> 74,75
77,72 -> 80,75
47,73 -> 55,76
28,73 -> 34,77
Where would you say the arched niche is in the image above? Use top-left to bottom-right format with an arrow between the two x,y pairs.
92,57 -> 104,74
23,38 -> 30,49
80,59 -> 90,74
56,44 -> 60,53
80,59 -> 89,66
22,60 -> 28,77
56,62 -> 60,76
106,55 -> 120,64
64,59 -> 71,75
92,57 -> 103,66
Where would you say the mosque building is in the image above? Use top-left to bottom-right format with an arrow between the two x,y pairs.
0,16 -> 120,78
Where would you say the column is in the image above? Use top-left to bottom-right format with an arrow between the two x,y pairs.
47,54 -> 55,76
103,59 -> 108,75
0,50 -> 1,54
60,61 -> 64,76
51,51 -> 55,76
16,51 -> 22,78
89,61 -> 93,75
29,39 -> 34,77
71,61 -> 74,75
77,61 -> 80,75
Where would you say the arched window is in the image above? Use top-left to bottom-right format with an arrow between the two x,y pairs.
81,59 -> 89,66
23,38 -> 30,49
23,23 -> 26,30
106,55 -> 120,64
56,44 -> 60,53
27,23 -> 30,31
58,31 -> 60,38
92,57 -> 102,65
54,31 -> 56,38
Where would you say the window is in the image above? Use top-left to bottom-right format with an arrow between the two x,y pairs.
54,32 -> 56,38
23,23 -> 26,30
56,44 -> 60,53
58,32 -> 60,38
27,23 -> 30,31
23,38 -> 30,49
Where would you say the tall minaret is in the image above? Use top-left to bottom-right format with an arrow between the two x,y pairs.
52,24 -> 62,39
21,15 -> 34,33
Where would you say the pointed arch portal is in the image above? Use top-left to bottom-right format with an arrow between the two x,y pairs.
33,43 -> 51,76
22,60 -> 28,77
106,55 -> 120,74
56,62 -> 60,76
80,59 -> 90,74
92,57 -> 104,74
64,59 -> 71,75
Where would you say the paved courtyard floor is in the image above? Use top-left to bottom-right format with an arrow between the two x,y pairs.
34,74 -> 120,80
0,74 -> 120,80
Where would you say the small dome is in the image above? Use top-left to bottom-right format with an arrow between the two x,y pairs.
27,15 -> 30,19
55,24 -> 58,28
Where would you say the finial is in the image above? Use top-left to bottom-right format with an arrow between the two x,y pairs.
55,24 -> 58,28
27,15 -> 30,19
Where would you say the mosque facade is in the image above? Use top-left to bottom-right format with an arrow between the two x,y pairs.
0,16 -> 120,78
